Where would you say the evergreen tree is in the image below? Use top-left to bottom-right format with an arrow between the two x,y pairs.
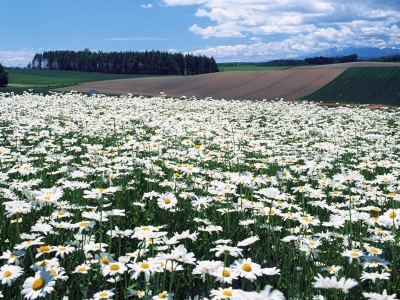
0,63 -> 9,87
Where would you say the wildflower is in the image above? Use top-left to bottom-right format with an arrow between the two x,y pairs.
341,249 -> 364,264
231,258 -> 263,281
192,260 -> 223,282
212,266 -> 239,284
73,263 -> 91,274
0,250 -> 25,265
83,186 -> 120,199
0,265 -> 23,286
312,273 -> 358,294
22,270 -> 55,299
35,245 -> 54,258
128,258 -> 162,282
157,193 -> 178,210
46,265 -> 68,281
152,291 -> 174,299
169,244 -> 196,265
360,270 -> 391,283
321,265 -> 341,275
237,235 -> 259,247
210,287 -> 241,299
210,244 -> 243,258
362,289 -> 398,300
236,285 -> 285,300
102,261 -> 128,277
94,290 -> 115,299
261,267 -> 281,276
362,256 -> 390,270
52,245 -> 75,258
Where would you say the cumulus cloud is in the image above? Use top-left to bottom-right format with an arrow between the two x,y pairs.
141,4 -> 153,8
0,50 -> 37,67
163,0 -> 400,60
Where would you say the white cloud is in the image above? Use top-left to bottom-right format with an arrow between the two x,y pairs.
190,24 -> 400,61
106,37 -> 169,41
141,4 -> 153,8
0,50 -> 37,67
163,0 -> 400,60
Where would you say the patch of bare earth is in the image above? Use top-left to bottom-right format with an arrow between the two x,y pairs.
56,62 -> 400,101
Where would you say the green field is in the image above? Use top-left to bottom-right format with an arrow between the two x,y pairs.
301,67 -> 400,106
2,69 -> 150,94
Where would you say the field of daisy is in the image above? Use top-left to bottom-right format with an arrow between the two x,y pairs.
0,91 -> 399,300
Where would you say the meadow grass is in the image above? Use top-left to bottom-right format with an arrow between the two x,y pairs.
2,69 -> 152,95
0,92 -> 399,299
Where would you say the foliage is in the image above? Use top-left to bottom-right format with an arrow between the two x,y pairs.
0,94 -> 399,299
30,49 -> 219,76
305,54 -> 358,65
0,63 -> 9,87
372,54 -> 400,63
300,67 -> 400,106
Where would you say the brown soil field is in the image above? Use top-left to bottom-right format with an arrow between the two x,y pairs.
56,62 -> 400,101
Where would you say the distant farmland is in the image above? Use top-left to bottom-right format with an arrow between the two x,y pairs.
300,67 -> 400,106
55,61 -> 400,105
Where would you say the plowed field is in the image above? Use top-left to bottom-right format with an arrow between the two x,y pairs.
56,62 -> 400,100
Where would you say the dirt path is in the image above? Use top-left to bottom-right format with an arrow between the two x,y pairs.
56,62 -> 400,101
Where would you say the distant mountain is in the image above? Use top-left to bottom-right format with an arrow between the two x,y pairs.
298,47 -> 400,60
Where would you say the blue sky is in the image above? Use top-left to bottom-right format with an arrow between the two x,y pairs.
1,0 -> 400,67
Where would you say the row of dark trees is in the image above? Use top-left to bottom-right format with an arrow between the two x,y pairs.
304,54 -> 358,65
28,49 -> 219,75
373,54 -> 400,62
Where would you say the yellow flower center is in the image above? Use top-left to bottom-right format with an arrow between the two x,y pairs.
309,241 -> 316,246
99,292 -> 108,297
327,267 -> 334,272
39,245 -> 51,253
32,278 -> 45,291
101,257 -> 110,264
242,263 -> 252,272
49,269 -> 57,277
222,269 -> 231,277
350,252 -> 361,257
194,145 -> 201,149
57,211 -> 65,215
222,290 -> 233,296
79,222 -> 88,227
99,188 -> 104,193
158,292 -> 167,298
370,247 -> 379,254
110,264 -> 120,271
140,263 -> 150,269
371,259 -> 379,264
388,192 -> 396,197
78,267 -> 86,272
9,254 -> 17,258
389,211 -> 397,218
164,198 -> 171,204
4,271 -> 12,277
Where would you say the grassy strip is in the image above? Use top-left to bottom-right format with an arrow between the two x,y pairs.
1,69 -> 153,95
300,67 -> 400,106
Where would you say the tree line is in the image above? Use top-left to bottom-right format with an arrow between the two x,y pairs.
372,54 -> 400,63
304,54 -> 358,65
28,49 -> 219,75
